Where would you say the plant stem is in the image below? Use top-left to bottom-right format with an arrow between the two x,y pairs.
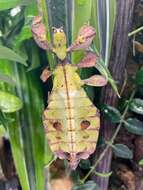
93,1 -> 136,189
128,26 -> 143,37
81,90 -> 135,183
41,0 -> 50,40
36,0 -> 43,16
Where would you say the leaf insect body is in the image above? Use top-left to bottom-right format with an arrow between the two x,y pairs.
32,16 -> 107,169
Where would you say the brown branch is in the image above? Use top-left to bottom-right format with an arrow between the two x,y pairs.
91,0 -> 136,189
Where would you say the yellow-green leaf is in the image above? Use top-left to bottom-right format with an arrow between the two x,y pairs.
0,91 -> 23,113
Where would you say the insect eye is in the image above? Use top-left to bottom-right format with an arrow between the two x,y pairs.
53,29 -> 57,33
52,27 -> 57,33
59,27 -> 64,33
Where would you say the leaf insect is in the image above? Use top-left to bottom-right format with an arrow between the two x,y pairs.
32,16 -> 107,169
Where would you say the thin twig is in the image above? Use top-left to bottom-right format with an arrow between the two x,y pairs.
81,89 -> 136,183
128,26 -> 143,37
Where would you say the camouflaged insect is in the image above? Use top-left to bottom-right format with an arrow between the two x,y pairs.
32,16 -> 107,169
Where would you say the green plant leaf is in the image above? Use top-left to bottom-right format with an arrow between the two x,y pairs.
0,0 -> 34,11
135,68 -> 143,86
102,105 -> 121,123
95,55 -> 120,97
8,116 -> 30,190
124,118 -> 143,135
0,58 -> 30,190
24,0 -> 38,16
71,0 -> 93,64
129,98 -> 143,115
14,26 -> 32,47
0,73 -> 16,86
44,140 -> 54,165
112,144 -> 133,159
27,42 -> 41,71
91,0 -> 116,66
72,181 -> 100,190
90,1 -> 100,53
0,46 -> 27,66
94,171 -> 112,178
0,110 -> 14,129
139,159 -> 143,165
15,66 -> 46,190
0,124 -> 6,137
0,91 -> 23,113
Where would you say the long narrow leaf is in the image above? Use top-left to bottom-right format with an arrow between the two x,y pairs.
0,0 -> 35,11
0,60 -> 30,190
71,0 -> 93,64
91,0 -> 116,66
105,0 -> 116,66
41,0 -> 56,70
0,73 -> 16,86
0,45 -> 27,66
90,0 -> 100,52
7,116 -> 30,190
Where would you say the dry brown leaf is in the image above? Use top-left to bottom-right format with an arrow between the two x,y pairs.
116,164 -> 135,190
134,41 -> 143,53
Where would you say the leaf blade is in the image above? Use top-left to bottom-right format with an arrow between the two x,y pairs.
0,91 -> 23,113
0,0 -> 34,11
129,98 -> 143,115
124,118 -> 143,135
112,144 -> 133,159
0,73 -> 16,86
0,46 -> 27,66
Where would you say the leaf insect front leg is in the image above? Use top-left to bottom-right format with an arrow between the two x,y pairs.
66,24 -> 107,87
67,25 -> 96,52
31,16 -> 53,51
40,68 -> 52,82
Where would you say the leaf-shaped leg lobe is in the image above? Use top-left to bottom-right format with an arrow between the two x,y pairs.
40,68 -> 52,82
77,51 -> 97,68
31,16 -> 52,50
83,75 -> 108,87
68,25 -> 96,51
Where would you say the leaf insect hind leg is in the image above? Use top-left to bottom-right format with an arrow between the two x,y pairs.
40,67 -> 52,82
82,75 -> 108,87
